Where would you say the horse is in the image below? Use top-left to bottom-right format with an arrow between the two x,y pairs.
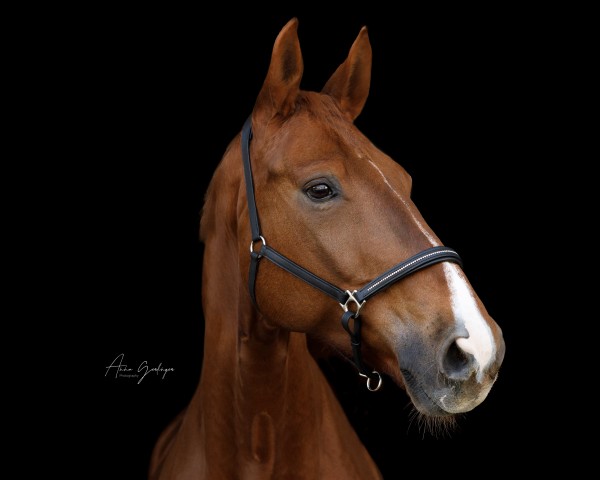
149,18 -> 505,479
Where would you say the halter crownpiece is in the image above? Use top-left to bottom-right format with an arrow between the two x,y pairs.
241,116 -> 463,391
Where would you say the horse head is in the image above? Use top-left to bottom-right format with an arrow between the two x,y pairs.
212,18 -> 505,421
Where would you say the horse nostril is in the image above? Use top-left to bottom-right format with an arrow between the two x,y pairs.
442,340 -> 476,381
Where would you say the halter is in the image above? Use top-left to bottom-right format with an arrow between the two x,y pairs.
241,116 -> 462,391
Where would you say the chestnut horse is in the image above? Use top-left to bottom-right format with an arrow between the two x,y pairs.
149,18 -> 505,479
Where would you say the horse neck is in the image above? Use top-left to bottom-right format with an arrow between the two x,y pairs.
200,231 -> 321,410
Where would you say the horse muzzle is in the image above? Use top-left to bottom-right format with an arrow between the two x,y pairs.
397,328 -> 505,416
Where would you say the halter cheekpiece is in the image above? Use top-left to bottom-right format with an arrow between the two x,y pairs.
241,116 -> 462,391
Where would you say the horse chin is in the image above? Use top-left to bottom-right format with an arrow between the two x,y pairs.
399,368 -> 495,417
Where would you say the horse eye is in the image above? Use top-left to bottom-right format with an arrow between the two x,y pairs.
306,183 -> 334,200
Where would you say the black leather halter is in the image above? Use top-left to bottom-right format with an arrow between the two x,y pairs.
241,116 -> 462,391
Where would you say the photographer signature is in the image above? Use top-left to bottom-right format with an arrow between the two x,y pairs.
105,353 -> 174,384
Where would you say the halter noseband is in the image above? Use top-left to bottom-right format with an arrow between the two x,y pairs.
241,116 -> 462,391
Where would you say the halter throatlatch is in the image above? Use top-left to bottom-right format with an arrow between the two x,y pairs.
241,116 -> 463,391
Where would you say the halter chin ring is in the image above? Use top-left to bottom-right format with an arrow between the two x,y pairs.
249,236 -> 266,255
360,371 -> 383,391
339,290 -> 365,317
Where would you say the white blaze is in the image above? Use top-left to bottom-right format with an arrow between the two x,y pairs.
367,160 -> 439,246
443,263 -> 495,382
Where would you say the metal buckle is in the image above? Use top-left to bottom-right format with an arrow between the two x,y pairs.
339,290 -> 365,317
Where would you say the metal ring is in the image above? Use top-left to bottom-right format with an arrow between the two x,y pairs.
366,371 -> 382,391
249,235 -> 266,254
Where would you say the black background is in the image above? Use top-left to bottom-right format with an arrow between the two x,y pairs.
81,6 -> 573,479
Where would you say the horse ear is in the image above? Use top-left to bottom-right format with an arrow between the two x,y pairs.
322,27 -> 372,121
254,18 -> 304,120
